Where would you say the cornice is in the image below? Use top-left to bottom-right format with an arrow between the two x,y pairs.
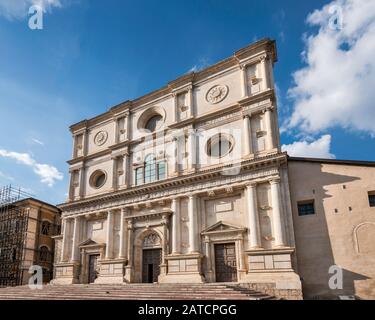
59,152 -> 287,214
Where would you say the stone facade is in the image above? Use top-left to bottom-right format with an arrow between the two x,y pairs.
52,38 -> 301,295
51,38 -> 375,300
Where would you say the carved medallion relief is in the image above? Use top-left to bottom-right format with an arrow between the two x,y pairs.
206,85 -> 229,104
94,131 -> 108,146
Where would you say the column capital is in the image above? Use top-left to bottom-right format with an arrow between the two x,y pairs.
188,193 -> 197,200
269,177 -> 281,185
258,53 -> 268,62
107,209 -> 115,215
246,182 -> 257,189
127,219 -> 134,230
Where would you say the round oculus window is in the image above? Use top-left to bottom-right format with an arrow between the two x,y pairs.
145,114 -> 163,132
90,170 -> 107,189
206,134 -> 234,158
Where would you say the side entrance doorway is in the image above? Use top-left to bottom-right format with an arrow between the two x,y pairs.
214,243 -> 238,282
142,248 -> 162,283
88,254 -> 100,283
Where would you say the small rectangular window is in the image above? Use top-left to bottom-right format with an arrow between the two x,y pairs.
135,168 -> 143,186
297,201 -> 315,216
158,162 -> 166,180
369,192 -> 375,207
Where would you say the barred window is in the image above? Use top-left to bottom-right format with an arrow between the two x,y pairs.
297,201 -> 315,216
39,246 -> 49,262
369,193 -> 375,207
41,221 -> 50,235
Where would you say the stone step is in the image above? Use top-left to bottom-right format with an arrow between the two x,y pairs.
0,284 -> 277,300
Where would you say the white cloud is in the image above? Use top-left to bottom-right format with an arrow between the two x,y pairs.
0,170 -> 14,181
32,138 -> 44,146
0,148 -> 63,186
189,58 -> 210,73
285,0 -> 375,137
0,0 -> 62,20
282,135 -> 335,159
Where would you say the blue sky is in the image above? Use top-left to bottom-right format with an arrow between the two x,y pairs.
0,0 -> 374,204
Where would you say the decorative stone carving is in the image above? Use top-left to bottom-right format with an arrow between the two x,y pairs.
143,233 -> 161,248
206,85 -> 229,104
94,131 -> 108,146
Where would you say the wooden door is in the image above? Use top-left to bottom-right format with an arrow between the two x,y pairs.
142,249 -> 162,283
88,254 -> 99,284
214,243 -> 237,282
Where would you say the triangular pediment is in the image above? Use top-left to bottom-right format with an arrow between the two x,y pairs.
79,238 -> 98,247
201,221 -> 246,235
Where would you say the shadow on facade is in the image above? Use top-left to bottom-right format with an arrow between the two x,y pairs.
290,163 -> 369,300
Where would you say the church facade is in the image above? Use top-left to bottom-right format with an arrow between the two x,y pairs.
52,39 -> 375,300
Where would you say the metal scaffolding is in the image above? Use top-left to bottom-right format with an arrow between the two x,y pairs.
0,185 -> 32,287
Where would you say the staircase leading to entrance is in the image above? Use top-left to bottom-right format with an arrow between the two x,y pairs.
0,283 -> 278,300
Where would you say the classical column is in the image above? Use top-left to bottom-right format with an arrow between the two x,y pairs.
105,210 -> 114,259
126,219 -> 134,267
260,55 -> 270,91
264,108 -> 275,150
246,183 -> 261,248
70,217 -> 80,262
124,111 -> 130,141
243,115 -> 253,157
188,194 -> 198,253
78,167 -> 85,198
68,172 -> 75,201
60,218 -> 68,262
238,237 -> 245,270
82,129 -> 88,156
240,64 -> 248,97
204,236 -> 212,273
124,150 -> 130,188
171,198 -> 181,254
111,156 -> 118,191
118,208 -> 127,259
173,93 -> 179,123
270,178 -> 286,247
187,86 -> 194,118
187,129 -> 196,171
171,136 -> 179,175
161,214 -> 169,271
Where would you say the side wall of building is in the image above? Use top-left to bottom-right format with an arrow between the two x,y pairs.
288,160 -> 375,299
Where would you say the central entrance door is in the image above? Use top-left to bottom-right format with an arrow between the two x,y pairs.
214,243 -> 238,282
142,249 -> 162,283
88,254 -> 100,284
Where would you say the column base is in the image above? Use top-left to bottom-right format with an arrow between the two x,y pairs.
95,259 -> 126,284
159,253 -> 205,283
51,262 -> 80,285
242,247 -> 303,299
124,265 -> 134,283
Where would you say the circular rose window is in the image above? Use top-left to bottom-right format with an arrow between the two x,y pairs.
89,170 -> 107,189
206,133 -> 234,158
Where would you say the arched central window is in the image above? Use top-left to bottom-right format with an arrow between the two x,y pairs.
39,246 -> 49,262
145,115 -> 163,132
135,154 -> 166,185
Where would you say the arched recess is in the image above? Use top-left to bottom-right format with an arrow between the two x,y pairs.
137,106 -> 166,133
353,222 -> 375,254
133,228 -> 163,283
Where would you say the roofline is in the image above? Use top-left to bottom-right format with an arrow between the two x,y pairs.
11,197 -> 62,212
288,156 -> 375,167
69,38 -> 277,132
